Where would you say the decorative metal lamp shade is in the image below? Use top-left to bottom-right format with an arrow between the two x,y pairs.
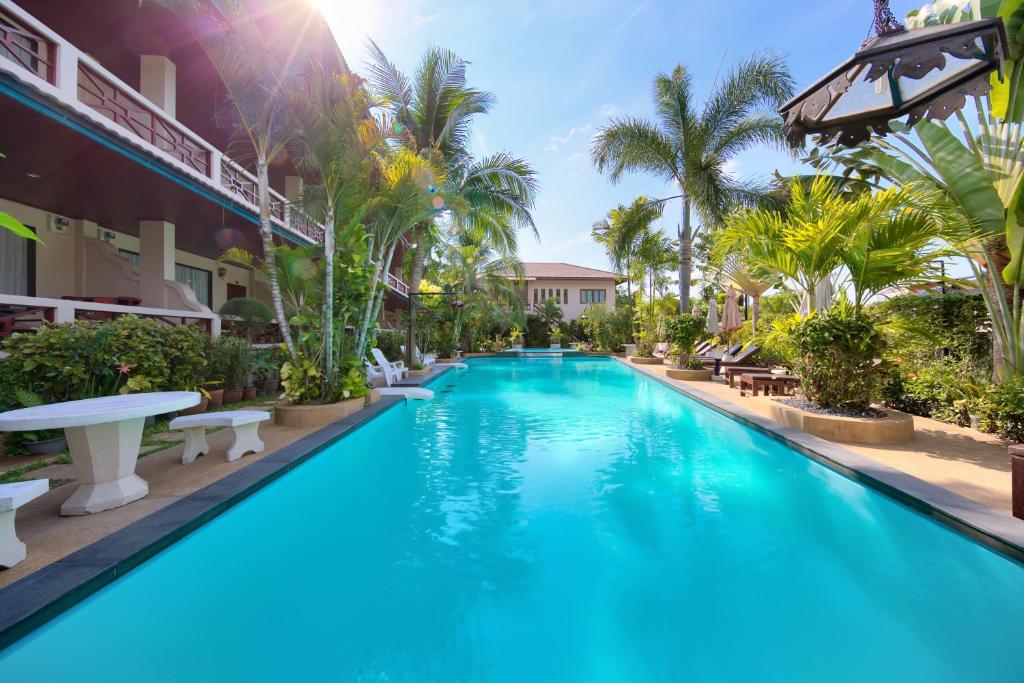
780,16 -> 1008,147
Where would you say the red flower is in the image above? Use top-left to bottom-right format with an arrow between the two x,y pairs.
116,363 -> 134,375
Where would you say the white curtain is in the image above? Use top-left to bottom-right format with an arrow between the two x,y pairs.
0,227 -> 29,295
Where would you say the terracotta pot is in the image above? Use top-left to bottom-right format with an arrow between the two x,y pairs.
222,388 -> 244,404
242,387 -> 258,400
179,397 -> 210,416
207,389 -> 224,409
260,379 -> 280,396
275,396 -> 365,428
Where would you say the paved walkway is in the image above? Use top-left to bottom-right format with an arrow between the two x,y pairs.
624,361 -> 1013,515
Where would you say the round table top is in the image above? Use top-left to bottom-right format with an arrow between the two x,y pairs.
0,392 -> 201,431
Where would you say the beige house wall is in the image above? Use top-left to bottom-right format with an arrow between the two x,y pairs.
525,278 -> 617,321
0,197 -> 258,312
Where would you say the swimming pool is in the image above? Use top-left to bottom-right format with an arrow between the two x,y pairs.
1,357 -> 1022,681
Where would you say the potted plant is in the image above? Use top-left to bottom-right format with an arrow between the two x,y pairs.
629,331 -> 663,365
12,389 -> 68,455
178,387 -> 212,416
211,336 -> 254,404
550,329 -> 562,349
252,349 -> 281,396
276,356 -> 371,427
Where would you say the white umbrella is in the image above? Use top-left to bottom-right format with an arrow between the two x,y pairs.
705,297 -> 720,334
720,287 -> 743,333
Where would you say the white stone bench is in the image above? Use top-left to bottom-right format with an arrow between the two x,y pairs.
169,411 -> 270,465
0,479 -> 48,568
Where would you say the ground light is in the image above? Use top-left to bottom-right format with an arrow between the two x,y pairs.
779,0 -> 1008,147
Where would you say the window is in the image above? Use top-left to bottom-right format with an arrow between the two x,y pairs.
175,263 -> 212,308
533,288 -> 538,304
564,288 -> 568,304
580,289 -> 607,304
118,249 -> 140,267
555,289 -> 561,304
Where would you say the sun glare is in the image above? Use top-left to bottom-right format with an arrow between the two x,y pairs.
307,0 -> 379,58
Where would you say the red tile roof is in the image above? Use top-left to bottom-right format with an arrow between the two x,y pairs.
510,262 -> 622,281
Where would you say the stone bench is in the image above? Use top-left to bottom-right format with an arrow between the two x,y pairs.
169,411 -> 270,465
1,479 -> 48,568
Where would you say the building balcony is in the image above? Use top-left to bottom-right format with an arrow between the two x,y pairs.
0,0 -> 324,245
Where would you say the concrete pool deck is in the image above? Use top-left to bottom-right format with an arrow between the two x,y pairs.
622,360 -> 1015,515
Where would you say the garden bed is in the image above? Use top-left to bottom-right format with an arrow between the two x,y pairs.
275,396 -> 366,428
666,367 -> 713,381
769,400 -> 915,445
629,356 -> 664,365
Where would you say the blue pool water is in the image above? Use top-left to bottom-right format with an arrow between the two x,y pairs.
2,357 -> 1023,681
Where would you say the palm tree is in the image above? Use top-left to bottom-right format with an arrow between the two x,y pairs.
591,53 -> 794,312
592,196 -> 663,324
634,227 -> 676,336
713,176 -> 946,313
150,0 -> 309,361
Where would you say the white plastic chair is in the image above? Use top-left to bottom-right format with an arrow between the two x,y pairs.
371,348 -> 406,384
402,345 -> 436,367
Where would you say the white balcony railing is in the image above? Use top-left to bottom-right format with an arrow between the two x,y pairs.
0,1 -> 324,245
385,272 -> 409,297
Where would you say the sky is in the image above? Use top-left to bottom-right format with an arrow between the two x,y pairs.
314,0 -> 926,272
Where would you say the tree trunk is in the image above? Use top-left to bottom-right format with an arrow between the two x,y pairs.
406,223 -> 429,367
257,157 -> 297,363
322,197 -> 335,381
356,240 -> 382,360
985,264 -> 1015,382
751,294 -> 761,335
678,197 -> 692,313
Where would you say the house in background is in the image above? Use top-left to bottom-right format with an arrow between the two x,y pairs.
0,0 -> 409,337
511,262 -> 621,322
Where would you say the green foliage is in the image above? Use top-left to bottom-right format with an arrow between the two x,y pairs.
978,380 -> 1024,442
664,313 -> 705,360
208,336 -> 254,390
634,330 -> 656,357
581,304 -> 632,351
218,297 -> 273,341
0,317 -> 208,403
373,330 -> 405,363
280,352 -> 322,404
882,358 -> 989,425
790,303 -> 888,410
523,315 -> 549,348
874,293 -> 991,372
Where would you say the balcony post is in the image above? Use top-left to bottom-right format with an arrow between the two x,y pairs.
139,220 -> 175,308
140,55 -> 176,118
55,40 -> 77,99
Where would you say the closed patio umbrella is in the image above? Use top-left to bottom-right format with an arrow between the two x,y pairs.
720,287 -> 743,333
705,297 -> 720,334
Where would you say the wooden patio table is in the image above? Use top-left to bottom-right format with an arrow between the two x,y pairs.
0,392 -> 199,515
739,373 -> 799,398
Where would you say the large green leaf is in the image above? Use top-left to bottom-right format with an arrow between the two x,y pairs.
1004,175 -> 1024,283
0,211 -> 41,242
916,120 -> 1005,236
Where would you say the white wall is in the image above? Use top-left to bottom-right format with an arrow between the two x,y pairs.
526,278 -> 617,321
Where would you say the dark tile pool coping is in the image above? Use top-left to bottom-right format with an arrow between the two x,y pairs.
0,370 -> 454,652
613,357 -> 1024,565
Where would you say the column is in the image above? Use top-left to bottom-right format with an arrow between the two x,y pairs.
139,220 -> 175,308
140,55 -> 176,117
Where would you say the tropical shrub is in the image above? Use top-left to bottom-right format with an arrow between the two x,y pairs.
374,330 -> 405,362
523,315 -> 549,348
218,297 -> 273,341
1,317 -> 208,402
665,313 -> 705,364
875,293 -> 990,372
790,303 -> 888,410
883,358 -> 988,425
978,380 -> 1024,442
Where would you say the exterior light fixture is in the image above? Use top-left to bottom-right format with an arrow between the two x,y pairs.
780,0 -> 1008,147
451,299 -> 464,311
217,266 -> 228,278
25,172 -> 41,179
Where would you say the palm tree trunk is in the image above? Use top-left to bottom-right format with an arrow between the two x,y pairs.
678,197 -> 692,313
322,197 -> 335,381
751,294 -> 761,335
257,157 -> 298,363
406,223 -> 429,366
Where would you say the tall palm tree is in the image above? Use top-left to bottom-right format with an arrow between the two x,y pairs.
591,53 -> 794,312
592,196 -> 663,326
150,0 -> 311,361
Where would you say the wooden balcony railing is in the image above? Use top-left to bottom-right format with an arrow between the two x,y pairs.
0,6 -> 54,84
77,62 -> 211,176
385,272 -> 410,296
0,1 -> 328,245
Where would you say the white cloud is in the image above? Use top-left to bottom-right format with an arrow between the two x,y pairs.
545,124 -> 593,152
473,128 -> 489,156
614,2 -> 649,32
598,103 -> 619,118
411,13 -> 436,28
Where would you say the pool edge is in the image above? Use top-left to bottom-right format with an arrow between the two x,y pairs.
0,370 -> 456,653
612,356 -> 1024,565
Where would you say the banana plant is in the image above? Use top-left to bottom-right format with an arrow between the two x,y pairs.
807,0 -> 1024,380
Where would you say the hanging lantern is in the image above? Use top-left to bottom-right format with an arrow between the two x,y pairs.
780,0 -> 1008,147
